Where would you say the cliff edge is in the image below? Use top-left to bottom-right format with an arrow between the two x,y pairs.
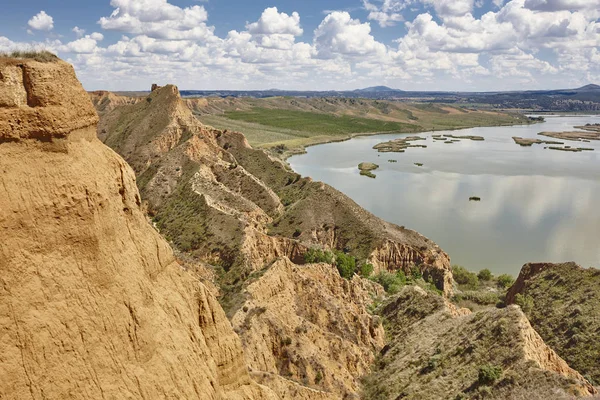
0,56 -> 275,399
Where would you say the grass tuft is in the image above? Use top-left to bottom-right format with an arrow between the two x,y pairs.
1,50 -> 59,63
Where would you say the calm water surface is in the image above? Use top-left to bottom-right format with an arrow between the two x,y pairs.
288,116 -> 600,276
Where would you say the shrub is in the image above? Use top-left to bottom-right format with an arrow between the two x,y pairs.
335,251 -> 357,279
478,365 -> 503,385
496,274 -> 515,289
370,270 -> 407,294
304,248 -> 334,264
315,370 -> 323,384
478,268 -> 493,281
410,267 -> 423,280
453,265 -> 479,288
514,293 -> 534,313
359,262 -> 374,278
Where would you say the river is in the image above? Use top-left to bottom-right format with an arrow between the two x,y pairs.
288,116 -> 600,276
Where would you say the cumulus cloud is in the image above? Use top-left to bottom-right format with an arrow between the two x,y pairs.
72,26 -> 86,37
98,0 -> 214,41
28,11 -> 54,31
363,0 -> 408,27
314,12 -> 386,59
246,7 -> 303,36
422,0 -> 474,18
523,0 -> 600,11
5,0 -> 600,91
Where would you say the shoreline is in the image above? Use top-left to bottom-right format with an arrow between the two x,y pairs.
279,117 -> 541,161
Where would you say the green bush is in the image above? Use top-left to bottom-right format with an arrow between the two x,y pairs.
370,270 -> 407,294
315,370 -> 323,384
477,268 -> 493,281
359,263 -> 374,278
453,265 -> 479,288
410,267 -> 423,280
335,251 -> 357,279
478,365 -> 503,385
304,248 -> 334,264
515,293 -> 534,313
496,274 -> 515,289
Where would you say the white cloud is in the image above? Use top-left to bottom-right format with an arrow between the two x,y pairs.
59,33 -> 105,54
98,0 -> 214,41
246,7 -> 303,36
5,0 -> 600,91
314,12 -> 386,59
523,0 -> 600,11
362,0 -> 408,27
28,11 -> 54,31
72,27 -> 86,37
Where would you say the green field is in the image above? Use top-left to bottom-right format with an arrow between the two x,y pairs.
224,108 -> 420,135
193,97 -> 532,157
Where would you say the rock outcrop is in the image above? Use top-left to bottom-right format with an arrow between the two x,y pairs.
231,258 -> 385,398
507,262 -> 600,385
0,56 -> 276,399
362,286 -> 596,399
89,90 -> 142,114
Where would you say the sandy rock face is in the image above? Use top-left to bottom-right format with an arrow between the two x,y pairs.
231,258 -> 385,399
0,59 -> 98,142
0,58 -> 276,400
368,239 -> 452,295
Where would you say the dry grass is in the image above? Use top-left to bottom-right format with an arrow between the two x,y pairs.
0,50 -> 59,63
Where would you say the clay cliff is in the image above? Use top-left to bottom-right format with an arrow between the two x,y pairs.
92,88 -> 391,397
507,262 -> 600,385
0,56 -> 276,399
231,259 -> 385,398
3,56 -> 596,400
362,286 -> 596,399
92,85 -> 452,295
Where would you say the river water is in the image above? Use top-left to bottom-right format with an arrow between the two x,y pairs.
288,116 -> 600,276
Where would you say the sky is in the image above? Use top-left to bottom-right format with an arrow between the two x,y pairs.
1,0 -> 599,91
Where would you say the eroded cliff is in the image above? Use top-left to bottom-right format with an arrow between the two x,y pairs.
231,258 -> 385,398
0,56 -> 276,400
91,82 -> 457,399
362,286 -> 596,399
506,262 -> 600,385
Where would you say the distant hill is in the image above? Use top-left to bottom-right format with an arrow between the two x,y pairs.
178,83 -> 600,111
355,85 -> 401,93
576,84 -> 600,91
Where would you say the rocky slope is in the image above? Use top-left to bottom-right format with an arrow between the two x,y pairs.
0,56 -> 276,399
92,85 -> 454,398
231,258 -> 385,398
362,286 -> 596,399
506,262 -> 600,385
92,85 -> 452,293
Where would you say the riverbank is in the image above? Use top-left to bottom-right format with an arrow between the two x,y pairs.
192,97 -> 536,159
288,115 -> 600,276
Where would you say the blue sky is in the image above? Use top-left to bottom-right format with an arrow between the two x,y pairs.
1,0 -> 599,91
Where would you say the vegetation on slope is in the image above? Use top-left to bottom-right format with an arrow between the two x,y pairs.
0,50 -> 58,62
193,96 -> 531,155
362,286 -> 594,400
224,108 -> 420,135
506,262 -> 600,385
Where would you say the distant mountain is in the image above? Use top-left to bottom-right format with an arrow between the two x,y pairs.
355,86 -> 401,93
576,84 -> 600,91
